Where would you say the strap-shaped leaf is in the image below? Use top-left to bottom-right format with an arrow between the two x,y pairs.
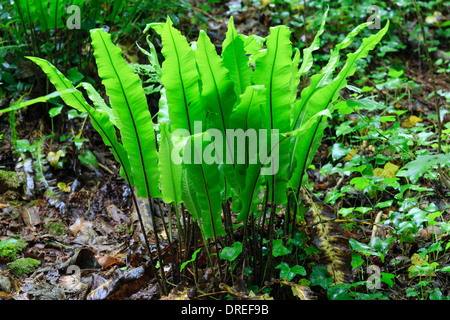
229,85 -> 266,212
15,0 -> 38,27
289,20 -> 369,187
236,109 -> 331,222
196,29 -> 237,198
157,19 -> 224,239
78,82 -> 118,126
252,25 -> 293,204
49,0 -> 67,29
90,28 -> 160,198
297,8 -> 329,77
240,34 -> 265,56
290,48 -> 301,106
289,22 -> 388,190
78,81 -> 131,183
184,135 -> 226,238
222,16 -> 252,101
181,166 -> 201,222
158,121 -> 182,205
34,0 -> 50,31
157,18 -> 205,133
291,22 -> 371,131
196,30 -> 236,134
314,21 -> 390,114
23,57 -> 133,186
1,90 -> 63,113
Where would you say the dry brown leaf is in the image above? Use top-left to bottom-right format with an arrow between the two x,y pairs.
0,203 -> 10,209
0,292 -> 14,299
69,217 -> 93,235
344,148 -> 357,162
87,263 -> 154,300
417,225 -> 442,239
219,283 -> 274,300
96,254 -> 126,269
411,253 -> 428,267
280,280 -> 317,300
160,288 -> 190,300
373,162 -> 399,178
106,204 -> 130,223
401,115 -> 422,128
22,206 -> 41,227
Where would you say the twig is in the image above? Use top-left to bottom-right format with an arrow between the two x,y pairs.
370,211 -> 383,242
97,162 -> 114,175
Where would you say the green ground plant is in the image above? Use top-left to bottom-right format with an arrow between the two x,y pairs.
7,257 -> 41,276
0,238 -> 26,261
3,11 -> 390,296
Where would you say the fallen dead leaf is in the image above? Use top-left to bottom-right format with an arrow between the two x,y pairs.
219,283 -> 274,300
0,291 -> 14,299
373,162 -> 399,178
59,274 -> 83,291
401,115 -> 422,128
69,217 -> 93,235
0,203 -> 10,209
344,149 -> 357,162
87,263 -> 154,300
106,204 -> 130,224
96,254 -> 126,269
160,287 -> 190,300
417,225 -> 442,239
21,206 -> 41,227
411,253 -> 427,267
280,280 -> 317,300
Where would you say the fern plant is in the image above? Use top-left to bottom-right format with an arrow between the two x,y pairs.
3,13 -> 389,293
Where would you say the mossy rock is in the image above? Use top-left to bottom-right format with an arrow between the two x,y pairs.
7,258 -> 41,276
0,238 -> 26,261
0,170 -> 22,194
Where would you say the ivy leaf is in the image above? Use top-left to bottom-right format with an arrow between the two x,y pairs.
429,288 -> 450,300
49,105 -> 63,118
349,238 -> 385,262
78,150 -> 98,169
350,176 -> 371,191
327,283 -> 353,300
381,273 -> 395,288
331,143 -> 351,161
288,232 -> 308,247
309,265 -> 333,289
401,115 -> 422,128
275,262 -> 306,282
219,242 -> 243,262
373,162 -> 399,178
272,239 -> 292,257
397,154 -> 450,183
67,67 -> 84,84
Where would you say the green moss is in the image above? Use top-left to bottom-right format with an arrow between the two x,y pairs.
0,238 -> 26,261
47,222 -> 66,235
0,170 -> 21,193
7,258 -> 41,276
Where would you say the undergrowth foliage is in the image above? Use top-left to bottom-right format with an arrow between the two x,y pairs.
4,13 -> 389,296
